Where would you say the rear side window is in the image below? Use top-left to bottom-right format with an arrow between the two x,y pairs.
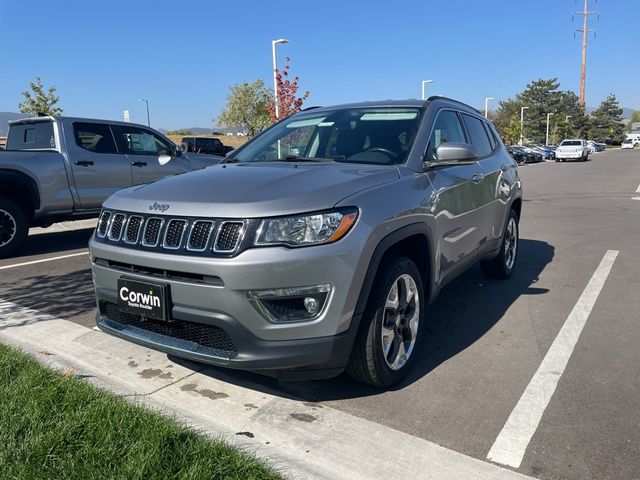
482,122 -> 498,150
426,110 -> 466,160
7,122 -> 55,150
73,122 -> 118,154
461,114 -> 493,157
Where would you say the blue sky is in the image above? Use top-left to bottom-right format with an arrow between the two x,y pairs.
0,0 -> 636,129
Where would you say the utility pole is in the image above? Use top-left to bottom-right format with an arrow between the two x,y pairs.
574,0 -> 598,109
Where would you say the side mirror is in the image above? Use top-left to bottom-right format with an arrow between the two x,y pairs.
158,154 -> 172,166
173,144 -> 183,157
435,143 -> 478,163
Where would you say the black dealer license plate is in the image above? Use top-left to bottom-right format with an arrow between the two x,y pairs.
117,277 -> 170,321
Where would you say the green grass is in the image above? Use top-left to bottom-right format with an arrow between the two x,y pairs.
0,343 -> 282,480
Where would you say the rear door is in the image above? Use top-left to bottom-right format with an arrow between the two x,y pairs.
112,125 -> 191,185
66,121 -> 133,209
424,110 -> 485,281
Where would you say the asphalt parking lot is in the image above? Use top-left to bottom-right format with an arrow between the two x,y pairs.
1,148 -> 639,480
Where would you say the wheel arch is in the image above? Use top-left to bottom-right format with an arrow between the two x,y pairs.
0,169 -> 40,218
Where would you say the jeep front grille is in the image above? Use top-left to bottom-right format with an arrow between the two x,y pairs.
96,210 -> 248,257
214,221 -> 244,252
163,219 -> 187,249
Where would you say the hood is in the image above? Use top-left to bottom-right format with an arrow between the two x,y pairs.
104,162 -> 399,218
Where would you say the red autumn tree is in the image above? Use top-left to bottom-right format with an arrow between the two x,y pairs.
269,56 -> 310,122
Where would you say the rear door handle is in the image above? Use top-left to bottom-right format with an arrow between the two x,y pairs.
75,160 -> 94,166
131,161 -> 148,167
471,173 -> 484,183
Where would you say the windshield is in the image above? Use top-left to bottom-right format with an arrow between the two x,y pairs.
560,140 -> 582,146
229,107 -> 422,165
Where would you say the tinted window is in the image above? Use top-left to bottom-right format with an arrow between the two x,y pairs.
118,126 -> 172,155
6,122 -> 55,150
426,110 -> 466,160
483,122 -> 498,150
560,140 -> 582,146
462,114 -> 493,157
74,122 -> 117,153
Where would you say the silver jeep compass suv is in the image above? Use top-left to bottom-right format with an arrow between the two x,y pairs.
90,97 -> 522,387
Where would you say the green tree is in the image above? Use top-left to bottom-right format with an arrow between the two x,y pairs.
588,94 -> 626,144
551,116 -> 575,144
18,76 -> 62,116
627,110 -> 640,133
217,80 -> 272,137
493,78 -> 586,144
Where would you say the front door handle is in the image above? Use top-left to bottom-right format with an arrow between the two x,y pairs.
471,173 -> 484,183
75,160 -> 94,166
131,161 -> 148,167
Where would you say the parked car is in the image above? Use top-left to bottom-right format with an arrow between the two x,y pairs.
520,146 -> 544,163
506,146 -> 526,164
0,116 -> 222,257
555,139 -> 589,162
527,145 -> 555,160
90,97 -> 523,387
181,136 -> 234,156
621,139 -> 635,150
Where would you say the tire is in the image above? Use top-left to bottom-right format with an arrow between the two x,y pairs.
0,197 -> 29,258
481,209 -> 519,279
346,255 -> 425,387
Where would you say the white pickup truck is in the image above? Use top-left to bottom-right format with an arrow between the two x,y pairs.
0,116 -> 221,257
555,139 -> 589,162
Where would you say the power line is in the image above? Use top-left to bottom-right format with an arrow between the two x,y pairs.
573,0 -> 599,108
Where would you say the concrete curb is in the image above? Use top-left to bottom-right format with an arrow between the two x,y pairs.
0,299 -> 535,480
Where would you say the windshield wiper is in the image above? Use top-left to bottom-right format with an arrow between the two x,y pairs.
279,156 -> 333,162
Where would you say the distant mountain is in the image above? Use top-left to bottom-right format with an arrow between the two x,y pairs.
0,112 -> 29,136
586,107 -> 635,118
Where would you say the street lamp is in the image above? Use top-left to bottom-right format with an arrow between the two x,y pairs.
272,38 -> 289,120
138,98 -> 150,127
519,106 -> 529,146
546,113 -> 553,146
484,97 -> 494,118
421,80 -> 434,100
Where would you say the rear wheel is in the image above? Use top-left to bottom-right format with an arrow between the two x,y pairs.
0,197 -> 29,258
346,256 -> 425,387
481,209 -> 519,279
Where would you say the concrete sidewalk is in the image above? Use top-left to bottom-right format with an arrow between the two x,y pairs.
0,298 -> 534,480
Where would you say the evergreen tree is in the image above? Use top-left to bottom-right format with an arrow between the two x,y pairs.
588,94 -> 626,144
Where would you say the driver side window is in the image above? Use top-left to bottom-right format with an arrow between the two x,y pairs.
425,110 -> 466,160
119,126 -> 172,156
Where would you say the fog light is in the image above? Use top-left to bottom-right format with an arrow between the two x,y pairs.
304,297 -> 319,315
248,284 -> 331,323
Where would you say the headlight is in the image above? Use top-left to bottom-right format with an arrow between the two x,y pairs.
255,208 -> 358,247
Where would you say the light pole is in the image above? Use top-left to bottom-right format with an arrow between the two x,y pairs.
546,113 -> 553,146
421,80 -> 434,100
138,98 -> 150,127
484,97 -> 494,118
272,38 -> 289,120
519,106 -> 529,146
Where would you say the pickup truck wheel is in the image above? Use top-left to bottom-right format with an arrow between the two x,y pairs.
346,256 -> 425,387
481,209 -> 519,279
0,197 -> 29,258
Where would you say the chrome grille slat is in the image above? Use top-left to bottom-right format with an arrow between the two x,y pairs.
124,216 -> 143,244
214,221 -> 245,253
97,211 -> 111,238
187,220 -> 215,252
107,213 -> 126,241
163,219 -> 187,250
142,217 -> 164,247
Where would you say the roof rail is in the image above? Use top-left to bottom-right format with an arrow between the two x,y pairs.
426,96 -> 478,112
301,105 -> 323,111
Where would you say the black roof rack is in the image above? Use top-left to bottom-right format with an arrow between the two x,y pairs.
301,105 -> 323,111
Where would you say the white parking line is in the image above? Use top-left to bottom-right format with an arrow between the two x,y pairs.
487,250 -> 619,468
0,251 -> 89,271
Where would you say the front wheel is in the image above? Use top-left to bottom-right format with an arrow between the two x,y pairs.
481,209 -> 519,279
346,256 -> 425,387
0,197 -> 29,258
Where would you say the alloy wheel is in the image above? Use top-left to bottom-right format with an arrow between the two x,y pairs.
0,209 -> 17,248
